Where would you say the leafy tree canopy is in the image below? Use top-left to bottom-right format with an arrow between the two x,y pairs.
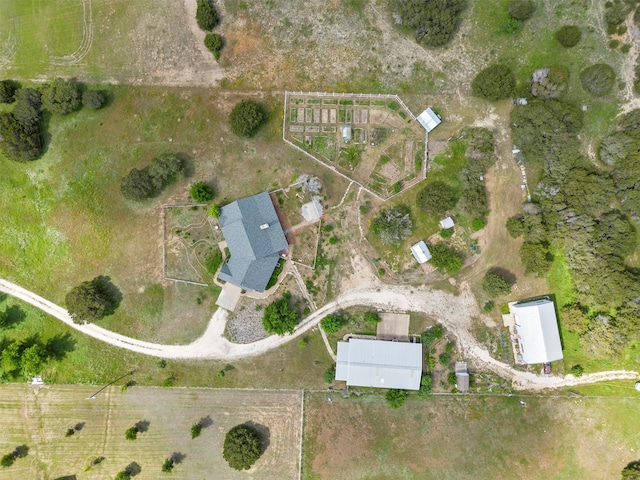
471,64 -> 515,101
507,0 -> 534,21
555,25 -> 581,47
370,205 -> 413,244
82,90 -> 105,109
190,181 -> 214,202
482,272 -> 512,297
0,80 -> 16,103
580,64 -> 615,97
121,154 -> 184,200
622,460 -> 640,480
204,33 -> 223,60
262,292 -> 299,335
42,78 -> 82,115
416,181 -> 457,215
223,424 -> 263,471
65,277 -> 119,324
320,314 -> 346,334
385,389 -> 407,408
430,243 -> 463,274
196,0 -> 220,31
392,0 -> 467,47
228,100 -> 267,137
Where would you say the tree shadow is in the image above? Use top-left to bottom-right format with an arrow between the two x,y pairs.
45,333 -> 77,361
54,476 -> 77,480
487,267 -> 517,286
92,276 -> 122,316
170,452 -> 186,465
13,445 -> 29,458
2,305 -> 26,328
135,420 -> 150,433
244,421 -> 270,454
197,415 -> 213,429
74,422 -> 85,432
125,461 -> 142,476
177,152 -> 195,179
223,364 -> 235,372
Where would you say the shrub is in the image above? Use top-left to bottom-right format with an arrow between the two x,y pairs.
482,272 -> 512,297
385,389 -> 407,409
156,359 -> 167,369
421,325 -> 444,347
121,154 -> 184,200
580,64 -> 616,97
191,423 -> 202,439
440,228 -> 453,238
196,0 -> 220,31
223,424 -> 263,470
508,0 -> 533,21
0,454 -> 14,468
438,353 -> 451,365
42,78 -> 82,115
392,0 -> 467,47
228,100 -> 266,137
115,471 -> 131,480
125,426 -> 138,441
65,278 -> 119,324
609,39 -> 620,49
471,218 -> 487,231
447,370 -> 457,385
0,80 -> 16,103
621,461 -> 640,479
430,243 -> 463,274
324,365 -> 336,383
0,88 -> 44,162
217,369 -> 225,378
416,181 -> 457,215
363,312 -> 380,323
555,25 -> 581,47
205,249 -> 223,275
561,304 -> 590,334
418,374 -> 433,395
162,458 -> 174,473
82,90 -> 105,109
190,181 -> 214,202
204,33 -> 223,60
570,364 -> 584,377
65,428 -> 75,437
370,205 -> 413,244
483,300 -> 495,312
262,292 -> 299,335
320,314 -> 346,334
621,43 -> 632,54
472,64 -> 516,101
499,17 -> 523,34
208,204 -> 221,218
581,323 -> 626,359
605,2 -> 632,27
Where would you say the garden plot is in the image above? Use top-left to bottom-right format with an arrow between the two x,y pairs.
284,93 -> 426,199
163,205 -> 219,284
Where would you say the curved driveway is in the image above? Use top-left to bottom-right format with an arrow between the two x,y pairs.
0,278 -> 637,391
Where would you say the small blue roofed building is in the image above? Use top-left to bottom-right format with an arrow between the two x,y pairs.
218,192 -> 288,293
410,240 -> 431,264
416,107 -> 442,133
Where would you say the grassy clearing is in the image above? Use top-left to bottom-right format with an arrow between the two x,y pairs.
0,85 -> 348,344
303,393 -> 640,480
0,384 -> 302,479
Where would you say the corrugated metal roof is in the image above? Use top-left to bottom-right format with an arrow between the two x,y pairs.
416,108 -> 441,132
512,299 -> 563,364
335,339 -> 422,390
410,241 -> 431,264
218,192 -> 288,292
439,217 -> 454,229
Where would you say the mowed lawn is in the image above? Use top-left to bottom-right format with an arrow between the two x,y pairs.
0,384 -> 303,479
302,393 -> 640,480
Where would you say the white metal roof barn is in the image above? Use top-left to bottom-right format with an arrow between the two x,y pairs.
416,107 -> 442,132
335,338 -> 423,390
511,299 -> 563,364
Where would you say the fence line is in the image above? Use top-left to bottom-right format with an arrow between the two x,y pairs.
163,277 -> 208,286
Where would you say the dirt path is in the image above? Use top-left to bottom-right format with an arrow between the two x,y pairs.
0,278 -> 636,391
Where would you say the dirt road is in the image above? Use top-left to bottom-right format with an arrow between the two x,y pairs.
0,278 -> 636,391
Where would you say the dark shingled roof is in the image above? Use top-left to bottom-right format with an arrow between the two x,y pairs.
218,192 -> 288,292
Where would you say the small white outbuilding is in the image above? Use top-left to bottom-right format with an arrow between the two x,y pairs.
439,217 -> 454,229
416,108 -> 442,132
410,241 -> 431,264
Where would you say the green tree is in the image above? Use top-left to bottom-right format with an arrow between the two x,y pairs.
190,181 -> 214,202
162,458 -> 174,473
208,204 -> 221,218
191,423 -> 202,439
561,304 -> 590,335
82,90 -> 105,109
262,292 -> 299,335
418,374 -> 432,395
121,155 -> 184,200
42,78 -> 82,115
519,242 -> 552,276
392,0 -> 467,47
196,0 -> 220,31
65,278 -> 118,324
370,205 -> 413,244
471,64 -> 515,101
148,154 -> 184,190
507,0 -> 534,21
385,389 -> 407,409
482,272 -> 512,297
0,454 -> 14,468
580,64 -> 616,97
320,314 -> 345,334
430,243 -> 463,274
115,471 -> 131,480
20,344 -> 45,378
228,100 -> 266,137
581,322 -> 626,359
416,181 -> 457,215
223,424 -> 263,471
125,426 -> 138,441
13,88 -> 42,126
204,33 -> 223,60
0,80 -> 16,103
0,112 -> 43,162
324,365 -> 336,383
555,25 -> 581,47
622,460 -> 640,480
1,341 -> 21,377
120,168 -> 155,200
570,364 -> 584,377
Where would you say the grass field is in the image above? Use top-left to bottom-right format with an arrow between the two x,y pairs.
0,384 -> 302,479
302,392 -> 640,480
0,0 -> 222,85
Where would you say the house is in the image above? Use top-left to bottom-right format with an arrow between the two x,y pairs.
341,124 -> 352,142
455,362 -> 469,392
416,107 -> 442,132
410,241 -> 432,264
510,298 -> 563,364
335,338 -> 422,390
439,217 -> 454,229
217,192 -> 288,293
